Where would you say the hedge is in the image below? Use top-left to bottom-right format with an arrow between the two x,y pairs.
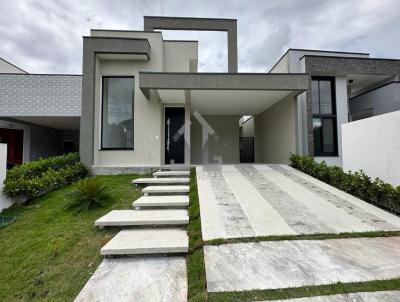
3,153 -> 88,200
289,154 -> 400,215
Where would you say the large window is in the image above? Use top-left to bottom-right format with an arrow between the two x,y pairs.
312,77 -> 338,156
101,77 -> 134,149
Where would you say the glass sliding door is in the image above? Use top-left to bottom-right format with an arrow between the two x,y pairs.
101,77 -> 134,149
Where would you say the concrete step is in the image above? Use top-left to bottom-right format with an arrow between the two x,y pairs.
100,228 -> 189,256
94,209 -> 189,227
132,178 -> 189,185
153,170 -> 190,178
142,185 -> 190,196
133,195 -> 189,209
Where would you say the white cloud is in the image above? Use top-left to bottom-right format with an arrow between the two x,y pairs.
0,0 -> 399,74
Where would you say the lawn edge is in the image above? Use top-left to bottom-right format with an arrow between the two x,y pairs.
205,230 -> 400,246
208,278 -> 400,302
187,167 -> 208,302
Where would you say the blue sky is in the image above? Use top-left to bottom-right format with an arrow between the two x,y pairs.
1,0 -> 399,74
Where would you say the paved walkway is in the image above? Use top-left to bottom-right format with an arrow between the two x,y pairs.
196,164 -> 400,240
261,291 -> 400,302
205,236 -> 400,292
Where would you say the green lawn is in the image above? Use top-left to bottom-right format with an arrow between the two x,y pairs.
0,174 -> 141,302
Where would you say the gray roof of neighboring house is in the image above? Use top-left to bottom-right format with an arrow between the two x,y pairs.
0,73 -> 82,117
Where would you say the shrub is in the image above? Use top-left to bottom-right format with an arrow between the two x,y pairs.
289,154 -> 400,215
3,153 -> 88,200
65,177 -> 110,212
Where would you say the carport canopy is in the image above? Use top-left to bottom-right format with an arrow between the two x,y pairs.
139,72 -> 309,115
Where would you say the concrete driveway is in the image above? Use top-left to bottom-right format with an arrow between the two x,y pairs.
196,164 -> 400,240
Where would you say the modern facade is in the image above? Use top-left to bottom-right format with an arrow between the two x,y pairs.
1,16 -> 400,171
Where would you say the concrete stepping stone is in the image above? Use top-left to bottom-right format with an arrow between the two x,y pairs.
153,170 -> 190,178
100,228 -> 189,256
94,209 -> 189,227
74,257 -> 187,302
142,185 -> 190,196
133,195 -> 189,209
132,177 -> 189,185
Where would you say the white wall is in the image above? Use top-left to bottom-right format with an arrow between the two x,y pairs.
0,144 -> 13,212
342,110 -> 400,187
190,115 -> 240,164
164,41 -> 198,72
254,94 -> 296,164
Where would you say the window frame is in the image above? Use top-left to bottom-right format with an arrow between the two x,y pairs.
311,76 -> 338,157
100,76 -> 135,151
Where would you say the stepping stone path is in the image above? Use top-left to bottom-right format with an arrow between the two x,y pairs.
94,209 -> 189,227
153,170 -> 190,178
94,168 -> 190,256
132,177 -> 190,185
142,185 -> 190,196
133,195 -> 189,209
101,228 -> 189,256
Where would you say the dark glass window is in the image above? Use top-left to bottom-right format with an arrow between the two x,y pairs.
311,77 -> 337,156
101,77 -> 134,149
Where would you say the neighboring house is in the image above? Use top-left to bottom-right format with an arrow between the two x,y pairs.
0,58 -> 81,168
268,49 -> 400,166
1,16 -> 400,172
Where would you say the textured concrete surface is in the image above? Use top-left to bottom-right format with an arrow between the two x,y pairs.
133,178 -> 190,185
94,209 -> 188,227
74,256 -> 187,302
142,185 -> 190,195
100,228 -> 188,255
261,291 -> 400,302
196,164 -> 400,240
205,236 -> 400,292
133,195 -> 189,208
154,170 -> 190,177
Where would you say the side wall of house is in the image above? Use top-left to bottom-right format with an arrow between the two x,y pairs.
349,82 -> 400,119
254,94 -> 296,164
190,115 -> 240,164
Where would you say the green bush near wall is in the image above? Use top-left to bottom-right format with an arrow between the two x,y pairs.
3,153 -> 88,200
289,154 -> 400,215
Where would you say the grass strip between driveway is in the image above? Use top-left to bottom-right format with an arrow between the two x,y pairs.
205,230 -> 400,246
208,278 -> 400,302
187,168 -> 208,302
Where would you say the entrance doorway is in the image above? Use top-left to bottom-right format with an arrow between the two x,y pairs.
165,107 -> 185,164
0,128 -> 24,168
239,137 -> 254,163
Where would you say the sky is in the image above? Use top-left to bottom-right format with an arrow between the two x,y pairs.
1,0 -> 399,74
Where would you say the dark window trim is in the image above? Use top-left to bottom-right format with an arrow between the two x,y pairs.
100,76 -> 135,151
312,76 -> 338,157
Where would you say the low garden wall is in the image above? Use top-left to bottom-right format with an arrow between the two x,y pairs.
342,110 -> 400,187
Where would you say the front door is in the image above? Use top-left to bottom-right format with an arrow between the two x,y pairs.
165,107 -> 185,164
0,128 -> 24,168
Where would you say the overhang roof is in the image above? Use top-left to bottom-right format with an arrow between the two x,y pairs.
139,72 -> 309,115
